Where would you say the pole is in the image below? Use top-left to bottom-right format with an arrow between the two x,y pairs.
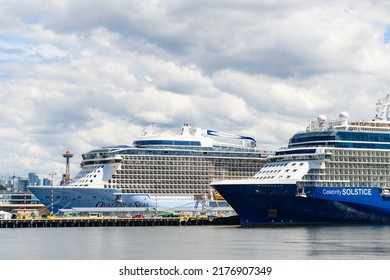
49,172 -> 56,215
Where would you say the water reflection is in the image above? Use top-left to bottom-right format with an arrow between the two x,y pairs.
1,225 -> 390,260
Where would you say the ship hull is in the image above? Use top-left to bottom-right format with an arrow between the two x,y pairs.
28,186 -> 230,214
211,183 -> 390,226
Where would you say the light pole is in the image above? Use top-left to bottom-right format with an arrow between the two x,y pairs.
49,172 -> 56,215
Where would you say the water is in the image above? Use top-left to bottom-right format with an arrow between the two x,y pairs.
1,225 -> 390,260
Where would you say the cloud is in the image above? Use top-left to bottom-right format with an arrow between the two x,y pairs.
1,0 -> 390,181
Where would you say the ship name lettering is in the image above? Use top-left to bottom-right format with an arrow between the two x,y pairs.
135,202 -> 149,207
322,189 -> 342,195
95,201 -> 127,207
342,189 -> 372,196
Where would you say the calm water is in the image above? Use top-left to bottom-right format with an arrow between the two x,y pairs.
1,225 -> 390,260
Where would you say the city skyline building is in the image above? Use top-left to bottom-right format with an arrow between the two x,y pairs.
1,150 -> 74,192
0,173 -> 53,192
15,177 -> 28,192
28,172 -> 40,186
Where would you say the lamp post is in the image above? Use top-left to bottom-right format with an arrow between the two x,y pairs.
49,172 -> 56,215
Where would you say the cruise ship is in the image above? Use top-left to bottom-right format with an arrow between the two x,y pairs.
211,96 -> 390,226
29,124 -> 269,214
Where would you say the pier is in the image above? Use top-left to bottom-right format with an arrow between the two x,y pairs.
0,215 -> 235,228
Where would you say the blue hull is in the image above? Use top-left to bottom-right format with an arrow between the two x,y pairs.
28,187 -> 229,214
211,183 -> 390,226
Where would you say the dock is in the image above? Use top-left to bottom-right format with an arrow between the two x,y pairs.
0,216 -> 237,228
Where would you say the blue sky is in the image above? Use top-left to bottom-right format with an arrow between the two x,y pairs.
1,0 -> 390,182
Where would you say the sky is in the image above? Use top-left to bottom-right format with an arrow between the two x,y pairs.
1,0 -> 390,182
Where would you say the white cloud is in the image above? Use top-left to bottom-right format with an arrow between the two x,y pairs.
1,0 -> 390,180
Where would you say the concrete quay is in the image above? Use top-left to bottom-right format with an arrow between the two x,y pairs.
0,216 -> 234,228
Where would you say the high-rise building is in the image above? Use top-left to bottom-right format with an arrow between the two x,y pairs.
16,177 -> 28,192
42,178 -> 51,186
28,172 -> 40,186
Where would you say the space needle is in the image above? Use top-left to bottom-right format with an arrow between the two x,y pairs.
62,150 -> 73,185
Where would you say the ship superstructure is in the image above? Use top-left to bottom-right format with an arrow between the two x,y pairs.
29,124 -> 269,214
211,96 -> 390,226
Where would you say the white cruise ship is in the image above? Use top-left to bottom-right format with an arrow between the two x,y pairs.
29,124 -> 270,214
